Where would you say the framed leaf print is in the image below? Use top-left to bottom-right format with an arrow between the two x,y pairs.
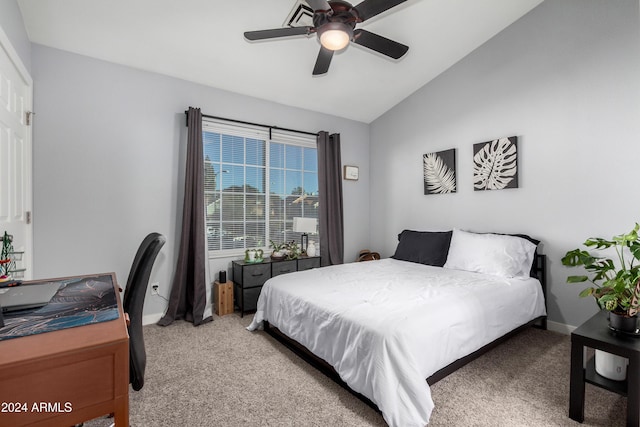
473,137 -> 518,191
423,148 -> 456,195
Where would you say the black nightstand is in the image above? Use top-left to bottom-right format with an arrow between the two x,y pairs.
570,310 -> 640,425
232,256 -> 321,316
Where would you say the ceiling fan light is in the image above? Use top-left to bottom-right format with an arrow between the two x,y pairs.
318,22 -> 352,51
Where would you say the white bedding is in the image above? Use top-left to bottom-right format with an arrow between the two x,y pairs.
247,258 -> 546,427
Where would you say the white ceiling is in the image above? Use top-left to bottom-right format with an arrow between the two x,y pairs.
17,0 -> 543,123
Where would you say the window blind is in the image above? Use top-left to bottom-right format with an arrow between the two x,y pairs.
202,118 -> 318,255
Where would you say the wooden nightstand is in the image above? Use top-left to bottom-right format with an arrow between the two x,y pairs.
232,256 -> 321,316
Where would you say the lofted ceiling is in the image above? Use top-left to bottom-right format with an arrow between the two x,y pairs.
17,0 -> 543,123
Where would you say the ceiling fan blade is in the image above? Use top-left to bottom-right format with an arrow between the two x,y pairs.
353,0 -> 407,21
353,29 -> 408,59
306,0 -> 331,12
312,46 -> 334,75
244,26 -> 312,41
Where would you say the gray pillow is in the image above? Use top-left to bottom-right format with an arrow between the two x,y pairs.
392,230 -> 453,266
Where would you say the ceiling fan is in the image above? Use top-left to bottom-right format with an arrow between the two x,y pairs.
244,0 -> 409,75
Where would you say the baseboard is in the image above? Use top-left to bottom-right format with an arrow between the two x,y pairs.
143,313 -> 164,326
547,320 -> 576,335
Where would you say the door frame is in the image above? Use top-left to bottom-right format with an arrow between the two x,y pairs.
0,25 -> 33,279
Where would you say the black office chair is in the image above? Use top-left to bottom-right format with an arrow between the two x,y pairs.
123,232 -> 166,391
73,233 -> 166,427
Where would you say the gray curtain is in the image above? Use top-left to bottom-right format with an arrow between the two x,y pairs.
158,107 -> 212,327
317,131 -> 344,266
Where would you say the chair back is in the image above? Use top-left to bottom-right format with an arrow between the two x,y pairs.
123,232 -> 166,391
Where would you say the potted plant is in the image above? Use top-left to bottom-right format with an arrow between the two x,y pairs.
283,241 -> 300,260
561,223 -> 640,329
562,223 -> 640,381
269,240 -> 286,261
269,240 -> 301,261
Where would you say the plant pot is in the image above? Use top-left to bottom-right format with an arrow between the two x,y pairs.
595,349 -> 628,381
270,252 -> 285,261
609,311 -> 638,333
594,312 -> 637,381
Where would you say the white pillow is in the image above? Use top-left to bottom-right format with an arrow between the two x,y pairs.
443,229 -> 537,278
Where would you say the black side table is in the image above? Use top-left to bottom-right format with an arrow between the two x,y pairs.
570,310 -> 640,426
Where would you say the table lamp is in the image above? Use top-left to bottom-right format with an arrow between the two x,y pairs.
293,217 -> 317,255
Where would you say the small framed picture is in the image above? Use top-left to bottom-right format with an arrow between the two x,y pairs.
343,165 -> 359,181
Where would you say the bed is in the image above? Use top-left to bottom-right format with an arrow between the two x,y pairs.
247,229 -> 547,427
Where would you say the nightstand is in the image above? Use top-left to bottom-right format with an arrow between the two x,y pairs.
232,256 -> 320,316
570,310 -> 640,425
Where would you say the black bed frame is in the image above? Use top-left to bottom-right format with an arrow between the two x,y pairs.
263,254 -> 548,412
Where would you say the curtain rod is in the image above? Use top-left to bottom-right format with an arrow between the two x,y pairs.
184,110 -> 319,137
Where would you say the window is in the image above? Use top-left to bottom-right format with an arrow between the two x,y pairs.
203,119 -> 318,255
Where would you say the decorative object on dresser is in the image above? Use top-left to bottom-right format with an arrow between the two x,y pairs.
213,280 -> 234,316
423,148 -> 456,195
269,240 -> 301,261
473,136 -> 518,191
307,241 -> 317,257
232,256 -> 321,316
293,217 -> 318,255
244,248 -> 264,263
269,241 -> 286,261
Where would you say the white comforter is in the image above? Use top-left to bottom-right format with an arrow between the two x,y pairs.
247,258 -> 546,427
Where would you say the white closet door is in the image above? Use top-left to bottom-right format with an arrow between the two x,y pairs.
0,27 -> 33,279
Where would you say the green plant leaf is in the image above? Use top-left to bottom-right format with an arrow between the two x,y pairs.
561,249 -> 594,266
630,242 -> 640,260
584,237 -> 615,249
564,223 -> 640,312
613,279 -> 628,293
578,287 -> 594,298
586,258 -> 614,271
604,298 -> 618,311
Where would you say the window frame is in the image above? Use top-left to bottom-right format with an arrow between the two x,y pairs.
202,118 -> 318,259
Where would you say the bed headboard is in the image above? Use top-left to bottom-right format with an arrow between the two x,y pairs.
391,229 -> 548,303
531,253 -> 547,330
532,254 -> 547,291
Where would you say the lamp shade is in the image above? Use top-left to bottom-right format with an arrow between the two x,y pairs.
293,217 -> 317,234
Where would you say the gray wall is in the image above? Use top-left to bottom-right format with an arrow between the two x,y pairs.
30,45 -> 370,322
6,0 -> 638,328
370,0 -> 640,329
0,0 -> 31,72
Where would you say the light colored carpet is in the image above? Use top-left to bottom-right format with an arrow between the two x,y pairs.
84,314 -> 626,426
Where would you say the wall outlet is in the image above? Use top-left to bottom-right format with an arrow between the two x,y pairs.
151,282 -> 159,295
